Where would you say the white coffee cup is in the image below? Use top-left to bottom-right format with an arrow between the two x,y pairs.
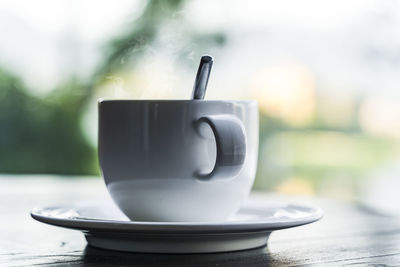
98,99 -> 258,222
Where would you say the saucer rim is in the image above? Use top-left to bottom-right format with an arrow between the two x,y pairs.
31,201 -> 324,234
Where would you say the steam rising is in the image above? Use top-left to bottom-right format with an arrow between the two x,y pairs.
106,76 -> 128,98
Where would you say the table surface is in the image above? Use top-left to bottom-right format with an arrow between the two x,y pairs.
1,175 -> 399,266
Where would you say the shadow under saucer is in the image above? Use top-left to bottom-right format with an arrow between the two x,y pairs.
82,244 -> 279,266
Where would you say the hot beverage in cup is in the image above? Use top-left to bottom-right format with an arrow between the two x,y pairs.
98,55 -> 259,222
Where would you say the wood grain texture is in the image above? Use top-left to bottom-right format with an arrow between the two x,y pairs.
1,176 -> 399,266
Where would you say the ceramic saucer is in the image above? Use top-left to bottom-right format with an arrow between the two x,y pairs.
31,197 -> 323,253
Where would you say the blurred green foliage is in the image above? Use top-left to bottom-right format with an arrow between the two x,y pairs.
0,69 -> 96,174
0,0 -> 399,197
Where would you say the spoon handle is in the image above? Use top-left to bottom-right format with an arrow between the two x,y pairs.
192,55 -> 214,100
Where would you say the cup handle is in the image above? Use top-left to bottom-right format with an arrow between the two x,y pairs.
196,115 -> 247,180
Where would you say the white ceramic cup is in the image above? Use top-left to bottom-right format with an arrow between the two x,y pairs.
98,99 -> 259,222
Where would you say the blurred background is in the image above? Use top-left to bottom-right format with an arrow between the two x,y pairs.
1,0 -> 400,211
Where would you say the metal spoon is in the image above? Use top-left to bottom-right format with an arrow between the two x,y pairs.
191,55 -> 214,100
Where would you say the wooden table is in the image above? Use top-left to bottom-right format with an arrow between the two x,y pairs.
1,175 -> 399,266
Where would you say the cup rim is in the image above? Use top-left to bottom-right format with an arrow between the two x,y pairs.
98,98 -> 257,104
